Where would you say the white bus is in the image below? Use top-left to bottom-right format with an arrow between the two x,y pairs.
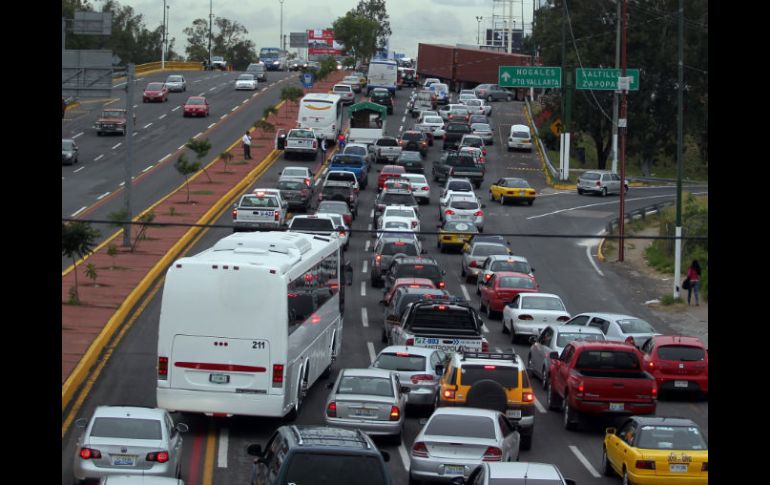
156,231 -> 352,419
367,59 -> 398,96
297,93 -> 343,142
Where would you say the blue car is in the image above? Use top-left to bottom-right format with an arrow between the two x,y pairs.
329,153 -> 370,189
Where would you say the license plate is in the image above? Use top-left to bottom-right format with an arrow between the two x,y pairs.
209,373 -> 230,384
670,464 -> 688,473
609,403 -> 624,412
112,455 -> 135,466
506,409 -> 522,419
444,465 -> 465,475
353,409 -> 375,417
674,380 -> 689,388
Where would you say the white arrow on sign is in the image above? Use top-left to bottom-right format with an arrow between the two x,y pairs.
501,72 -> 511,81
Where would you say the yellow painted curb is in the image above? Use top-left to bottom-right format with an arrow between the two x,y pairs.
65,102 -> 80,112
597,237 -> 607,262
62,148 -> 282,411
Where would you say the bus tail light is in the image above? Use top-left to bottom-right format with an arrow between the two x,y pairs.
79,448 -> 102,460
389,406 -> 400,421
272,364 -> 284,387
158,357 -> 168,379
326,401 -> 337,417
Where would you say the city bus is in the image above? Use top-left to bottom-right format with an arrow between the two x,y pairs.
156,231 -> 351,419
259,47 -> 284,70
297,93 -> 344,142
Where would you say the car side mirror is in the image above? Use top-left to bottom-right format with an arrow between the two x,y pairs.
528,335 -> 536,345
246,444 -> 263,457
175,423 -> 189,433
531,267 -> 535,272
381,450 -> 391,462
400,386 -> 411,394
379,299 -> 386,305
549,351 -> 559,360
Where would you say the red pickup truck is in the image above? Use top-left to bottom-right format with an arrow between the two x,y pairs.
546,340 -> 657,430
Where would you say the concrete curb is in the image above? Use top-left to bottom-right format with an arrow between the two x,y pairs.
597,237 -> 607,262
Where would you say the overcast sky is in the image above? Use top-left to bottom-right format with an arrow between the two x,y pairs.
115,0 -> 540,59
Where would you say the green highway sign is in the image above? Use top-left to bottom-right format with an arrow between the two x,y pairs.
575,68 -> 639,91
498,66 -> 562,88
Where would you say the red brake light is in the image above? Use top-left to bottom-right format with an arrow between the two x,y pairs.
443,388 -> 456,399
438,281 -> 445,289
482,148 -> 487,156
483,365 -> 496,370
481,340 -> 489,352
396,352 -> 410,357
485,274 -> 492,281
338,230 -> 346,237
518,314 -> 533,320
304,178 -> 311,186
412,442 -> 429,458
79,448 -> 102,460
482,446 -> 503,461
444,209 -> 454,215
523,391 -> 534,402
146,451 -> 170,463
421,186 -> 428,190
326,401 -> 337,417
272,364 -> 284,387
578,382 -> 585,393
405,338 -> 414,346
274,211 -> 280,221
635,460 -> 656,470
648,361 -> 655,370
652,386 -> 658,399
394,242 -> 406,246
389,405 -> 400,421
435,305 -> 447,310
474,210 -> 483,217
232,208 -> 238,219
469,261 -> 477,268
411,374 -> 433,383
158,356 -> 168,379
375,255 -> 382,263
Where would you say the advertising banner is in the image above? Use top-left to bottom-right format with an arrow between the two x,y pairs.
308,29 -> 343,56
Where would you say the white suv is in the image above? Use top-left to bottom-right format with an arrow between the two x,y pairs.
333,84 -> 355,104
508,124 -> 533,151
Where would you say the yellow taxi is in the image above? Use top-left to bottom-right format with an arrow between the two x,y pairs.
353,71 -> 367,88
437,220 -> 478,252
435,351 -> 536,449
602,417 -> 708,485
489,177 -> 537,206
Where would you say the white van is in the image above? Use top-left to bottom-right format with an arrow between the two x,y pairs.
332,84 -> 355,104
366,60 -> 398,96
507,124 -> 533,151
297,93 -> 344,142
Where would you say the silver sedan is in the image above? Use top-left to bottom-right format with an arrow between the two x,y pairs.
409,407 -> 521,483
370,346 -> 448,406
324,368 -> 408,440
526,325 -> 606,388
461,242 -> 511,283
562,312 -> 662,348
471,123 -> 495,145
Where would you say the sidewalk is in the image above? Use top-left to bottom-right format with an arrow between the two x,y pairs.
62,71 -> 348,409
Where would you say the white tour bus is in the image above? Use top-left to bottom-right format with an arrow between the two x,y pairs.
297,93 -> 343,142
366,59 -> 398,96
156,231 -> 352,419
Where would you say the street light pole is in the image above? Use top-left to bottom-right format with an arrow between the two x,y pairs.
166,4 -> 170,62
673,0 -> 684,298
618,0 -> 628,262
161,0 -> 166,69
208,0 -> 213,69
279,0 -> 285,54
476,16 -> 483,45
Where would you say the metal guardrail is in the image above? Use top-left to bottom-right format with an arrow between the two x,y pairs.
626,176 -> 708,186
605,200 -> 675,234
524,98 -> 558,180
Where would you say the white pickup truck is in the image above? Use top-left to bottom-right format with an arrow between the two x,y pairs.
231,192 -> 286,232
347,127 -> 384,146
373,137 -> 402,164
283,128 -> 318,160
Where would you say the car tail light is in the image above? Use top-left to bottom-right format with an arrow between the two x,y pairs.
438,281 -> 445,289
443,386 -> 456,399
158,356 -> 168,380
79,448 -> 102,460
412,220 -> 418,228
482,446 -> 503,461
648,361 -> 655,370
375,255 -> 382,264
326,401 -> 337,417
577,382 -> 585,393
405,338 -> 415,346
272,364 -> 284,387
318,194 -> 324,201
518,314 -> 533,320
484,274 -> 492,281
482,148 -> 487,156
338,230 -> 346,237
523,391 -> 534,402
412,442 -> 429,458
300,189 -> 308,196
421,186 -> 428,191
443,134 -> 447,140
596,181 -> 601,186
274,211 -> 280,221
484,365 -> 496,370
146,451 -> 170,463
411,374 -> 433,384
701,462 -> 708,472
389,405 -> 400,421
232,208 -> 238,219
304,178 -> 311,186
312,140 -> 317,149
444,209 -> 455,216
469,261 -> 477,268
557,316 -> 570,322
481,339 -> 489,352
652,386 -> 658,399
635,460 -> 656,470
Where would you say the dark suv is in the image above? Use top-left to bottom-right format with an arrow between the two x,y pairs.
277,179 -> 313,211
370,235 -> 423,288
320,180 -> 359,213
370,88 -> 394,114
383,287 -> 450,343
247,425 -> 392,485
385,256 -> 446,290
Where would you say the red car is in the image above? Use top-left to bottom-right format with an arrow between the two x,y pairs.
638,335 -> 708,397
381,277 -> 436,306
143,82 -> 168,103
377,165 -> 406,191
479,271 -> 539,318
183,96 -> 210,117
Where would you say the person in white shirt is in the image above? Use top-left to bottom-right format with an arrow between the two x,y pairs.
320,138 -> 328,161
242,131 -> 252,159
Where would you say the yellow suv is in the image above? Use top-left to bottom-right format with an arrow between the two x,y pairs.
435,351 -> 535,449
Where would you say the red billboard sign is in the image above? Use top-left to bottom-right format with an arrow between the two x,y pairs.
307,29 -> 343,56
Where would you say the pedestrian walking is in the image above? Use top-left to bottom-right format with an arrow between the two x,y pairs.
337,133 -> 346,150
242,131 -> 252,160
686,259 -> 701,306
320,138 -> 328,161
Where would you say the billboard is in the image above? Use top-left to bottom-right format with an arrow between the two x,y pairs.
307,29 -> 343,56
486,29 -> 523,52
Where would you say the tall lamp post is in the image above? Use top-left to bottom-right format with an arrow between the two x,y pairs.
279,0 -> 285,53
161,0 -> 166,69
476,16 -> 483,45
208,0 -> 213,70
165,4 -> 170,64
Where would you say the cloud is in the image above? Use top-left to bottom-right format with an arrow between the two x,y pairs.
430,0 -> 488,6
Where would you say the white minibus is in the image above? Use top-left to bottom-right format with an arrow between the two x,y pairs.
367,59 -> 398,96
297,93 -> 343,142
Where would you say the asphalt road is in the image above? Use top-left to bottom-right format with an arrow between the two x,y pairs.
61,84 -> 708,485
61,69 -> 298,269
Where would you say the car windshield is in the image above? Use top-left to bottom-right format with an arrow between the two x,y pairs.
332,156 -> 364,166
344,147 -> 367,157
278,180 -> 305,190
491,261 -> 530,273
460,365 -> 519,388
575,350 -> 640,370
102,110 -> 124,118
378,138 -> 399,147
498,276 -> 535,289
445,222 -> 477,232
512,131 -> 530,139
238,74 -> 254,80
472,123 -> 491,131
447,182 -> 473,192
186,98 -> 205,105
283,168 -> 306,176
556,332 -> 605,347
334,86 -> 351,92
582,172 -> 601,180
636,426 -> 708,451
62,140 -> 74,150
425,415 -> 496,439
463,138 -> 483,147
318,202 -> 350,214
404,175 -> 427,185
290,218 -> 334,230
167,76 -> 182,82
616,318 -> 655,334
382,194 -> 416,205
402,133 -> 422,141
383,221 -> 410,230
473,245 -> 508,257
384,209 -> 415,218
212,56 -> 223,61
240,195 -> 278,208
146,83 -> 163,90
395,264 -> 441,279
284,453 -> 388,485
382,242 -> 418,256
520,296 -> 564,311
291,130 -> 314,139
337,376 -> 393,396
504,179 -> 530,188
657,345 -> 706,361
90,417 -> 162,440
399,152 -> 422,161
450,200 -> 479,210
425,116 -> 443,124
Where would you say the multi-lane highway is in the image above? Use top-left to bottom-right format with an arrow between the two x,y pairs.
61,79 -> 707,485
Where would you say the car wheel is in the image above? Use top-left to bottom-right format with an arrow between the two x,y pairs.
546,383 -> 562,410
602,447 -> 615,476
526,354 -> 533,371
409,474 -> 423,485
485,302 -> 494,319
381,327 -> 388,343
625,184 -> 629,194
602,187 -> 608,197
563,397 -> 579,430
479,299 -> 486,314
577,188 -> 584,195
460,265 -> 466,277
510,326 -> 517,343
542,366 -> 549,388
476,284 -> 481,296
622,468 -> 633,485
527,199 -> 534,206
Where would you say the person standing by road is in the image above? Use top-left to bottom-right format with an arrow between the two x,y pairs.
242,131 -> 252,160
337,132 -> 346,150
686,259 -> 701,306
320,138 -> 328,161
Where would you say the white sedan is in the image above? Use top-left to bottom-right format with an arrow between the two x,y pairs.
561,312 -> 662,348
414,115 -> 446,145
234,73 -> 258,90
502,292 -> 571,344
400,173 -> 431,204
526,325 -> 605,388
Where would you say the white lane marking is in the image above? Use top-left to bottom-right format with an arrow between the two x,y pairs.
362,261 -> 368,273
193,80 -> 202,83
527,194 -> 676,220
220,114 -> 228,120
198,92 -> 205,96
142,165 -> 153,173
178,144 -> 186,150
399,125 -> 403,132
172,106 -> 181,111
361,281 -> 366,297
71,206 -> 87,217
365,240 -> 371,252
132,104 -> 138,108
460,284 -> 470,301
209,87 -> 216,92
94,154 -> 104,161
401,116 -> 406,123
96,192 -> 110,200
398,443 -> 410,471
112,142 -> 122,149
534,397 -> 547,413
252,93 -> 258,98
73,167 -> 85,173
370,209 -> 375,218
208,123 -> 216,129
261,87 -> 268,92
362,308 -> 369,327
119,181 -> 125,187
112,82 -> 126,88
585,241 -> 604,277
367,342 -> 376,364
72,132 -> 84,139
158,114 -> 167,120
193,132 -> 202,139
241,99 -> 249,104
569,445 -> 601,478
482,324 -> 489,333
368,223 -> 373,231
143,123 -> 153,129
231,106 -> 239,112
132,132 -> 138,137
217,428 -> 229,468
495,347 -> 502,353
159,154 -> 171,163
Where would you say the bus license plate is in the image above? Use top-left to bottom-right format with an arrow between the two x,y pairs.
674,380 -> 689,388
112,455 -> 135,466
609,403 -> 624,412
210,373 -> 230,384
670,464 -> 688,473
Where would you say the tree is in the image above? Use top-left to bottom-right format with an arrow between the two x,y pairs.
186,138 -> 213,182
174,154 -> 201,203
183,18 -> 209,61
184,16 -> 257,68
280,86 -> 305,118
62,221 -> 101,304
354,0 -> 391,51
332,12 -> 379,66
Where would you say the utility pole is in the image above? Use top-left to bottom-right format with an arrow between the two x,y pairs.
208,0 -> 213,69
279,0 -> 285,53
122,64 -> 135,247
611,0 -> 620,174
508,0 -> 514,53
559,0 -> 571,182
618,0 -> 628,261
476,16 -> 483,45
673,0 -> 684,297
166,4 -> 170,63
161,0 -> 167,69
